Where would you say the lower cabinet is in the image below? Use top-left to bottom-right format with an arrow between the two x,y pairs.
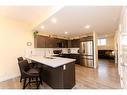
58,54 -> 80,64
41,62 -> 75,89
70,54 -> 80,64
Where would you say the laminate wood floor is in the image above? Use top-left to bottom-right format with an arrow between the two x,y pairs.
74,59 -> 121,89
0,59 -> 121,89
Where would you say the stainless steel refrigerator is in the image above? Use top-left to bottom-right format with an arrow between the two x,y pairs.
80,41 -> 94,68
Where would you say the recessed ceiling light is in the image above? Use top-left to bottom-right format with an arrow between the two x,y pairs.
65,32 -> 68,34
85,25 -> 90,29
51,18 -> 56,23
40,25 -> 45,29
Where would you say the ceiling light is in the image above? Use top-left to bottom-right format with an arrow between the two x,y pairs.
65,32 -> 68,34
85,25 -> 90,29
40,25 -> 45,29
51,18 -> 56,23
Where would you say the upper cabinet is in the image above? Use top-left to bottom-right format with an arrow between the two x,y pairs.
45,37 -> 57,48
70,39 -> 80,48
34,35 -> 68,48
34,35 -> 46,48
68,39 -> 80,48
34,35 -> 81,48
80,36 -> 93,42
34,35 -> 93,48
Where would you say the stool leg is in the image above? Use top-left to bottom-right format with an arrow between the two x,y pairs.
23,78 -> 26,89
39,74 -> 42,85
29,78 -> 31,86
36,77 -> 39,89
20,76 -> 22,82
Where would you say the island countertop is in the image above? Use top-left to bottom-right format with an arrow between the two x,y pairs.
26,56 -> 76,68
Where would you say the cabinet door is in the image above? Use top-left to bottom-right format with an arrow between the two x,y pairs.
62,40 -> 68,48
35,35 -> 69,48
45,37 -> 60,48
53,38 -> 59,48
35,35 -> 46,48
68,40 -> 71,48
56,39 -> 68,48
71,39 -> 80,48
70,54 -> 80,64
45,37 -> 53,48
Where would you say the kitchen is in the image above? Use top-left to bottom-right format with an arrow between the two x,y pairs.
0,6 -> 125,89
23,32 -> 96,89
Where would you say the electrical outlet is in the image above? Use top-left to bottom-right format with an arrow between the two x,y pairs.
63,65 -> 66,70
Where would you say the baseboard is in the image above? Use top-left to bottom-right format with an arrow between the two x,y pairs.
0,74 -> 20,82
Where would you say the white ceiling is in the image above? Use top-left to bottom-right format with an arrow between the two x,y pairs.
36,6 -> 122,37
0,6 -> 54,23
0,6 -> 122,38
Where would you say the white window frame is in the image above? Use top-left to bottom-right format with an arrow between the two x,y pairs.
98,38 -> 107,46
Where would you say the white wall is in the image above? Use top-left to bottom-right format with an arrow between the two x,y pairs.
117,7 -> 127,89
98,35 -> 115,50
93,32 -> 98,68
0,16 -> 34,82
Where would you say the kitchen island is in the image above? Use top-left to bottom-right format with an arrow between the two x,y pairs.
26,56 -> 76,89
52,53 -> 80,64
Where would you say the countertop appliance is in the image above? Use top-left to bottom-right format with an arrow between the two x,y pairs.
80,37 -> 94,68
53,50 -> 62,54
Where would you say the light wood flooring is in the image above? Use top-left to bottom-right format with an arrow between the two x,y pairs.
0,59 -> 121,89
75,59 -> 120,89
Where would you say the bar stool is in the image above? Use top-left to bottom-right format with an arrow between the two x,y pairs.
18,60 -> 42,89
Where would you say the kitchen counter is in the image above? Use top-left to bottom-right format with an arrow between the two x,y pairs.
26,55 -> 76,89
26,56 -> 76,68
51,53 -> 79,56
52,53 -> 80,64
61,53 -> 79,54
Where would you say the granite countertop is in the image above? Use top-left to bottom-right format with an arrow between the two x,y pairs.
26,56 -> 76,68
61,53 -> 80,54
51,53 -> 80,56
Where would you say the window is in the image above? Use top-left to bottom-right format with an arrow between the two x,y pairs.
98,38 -> 106,46
121,34 -> 127,46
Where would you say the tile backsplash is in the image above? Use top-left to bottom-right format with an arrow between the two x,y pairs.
25,48 -> 79,57
70,48 -> 79,53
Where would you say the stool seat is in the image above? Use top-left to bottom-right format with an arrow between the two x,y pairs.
27,68 -> 39,76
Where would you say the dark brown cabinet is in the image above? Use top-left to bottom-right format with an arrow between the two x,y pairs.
45,37 -> 57,48
80,36 -> 93,42
34,35 -> 46,48
68,39 -> 80,48
71,39 -> 80,48
58,53 -> 80,64
34,35 -> 68,48
61,39 -> 68,48
34,35 -> 81,48
41,61 -> 75,89
70,54 -> 80,64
